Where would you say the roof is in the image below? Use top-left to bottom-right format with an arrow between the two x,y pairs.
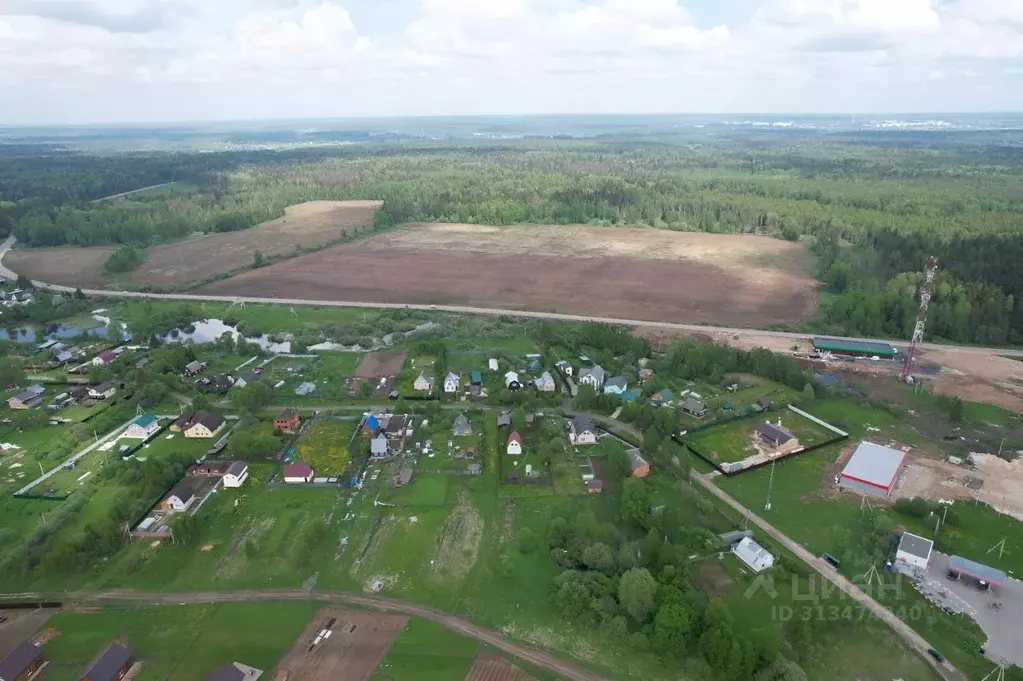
395,467 -> 414,485
627,449 -> 648,470
134,414 -> 158,427
538,371 -> 554,382
571,414 -> 595,433
372,433 -> 389,453
283,462 -> 314,478
605,376 -> 627,389
948,555 -> 1006,586
586,480 -> 603,490
26,384 -> 45,394
841,442 -> 907,489
98,351 -> 116,361
508,432 -> 522,444
187,412 -> 226,433
168,482 -> 195,503
206,663 -> 246,681
9,390 -> 43,405
365,415 -> 380,430
186,360 -> 204,371
683,395 -> 704,410
445,372 -> 460,383
504,371 -> 520,382
653,388 -> 674,402
756,422 -> 794,445
580,365 -> 605,381
276,408 -> 299,421
453,413 -> 470,431
239,371 -> 260,384
225,460 -> 248,477
812,337 -> 897,357
733,537 -> 773,569
497,412 -> 511,426
897,532 -> 934,561
93,381 -> 116,393
82,643 -> 132,681
470,371 -> 482,383
0,641 -> 43,680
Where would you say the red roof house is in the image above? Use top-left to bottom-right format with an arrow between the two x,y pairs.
507,431 -> 523,455
282,462 -> 314,483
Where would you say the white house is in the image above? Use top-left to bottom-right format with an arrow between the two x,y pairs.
124,414 -> 160,439
443,372 -> 460,394
223,460 -> 249,488
504,371 -> 522,390
88,382 -> 117,399
414,373 -> 434,391
555,360 -> 574,377
535,372 -> 556,392
507,432 -> 523,455
488,358 -> 500,371
371,432 -> 389,458
895,532 -> 933,571
579,365 -> 606,389
732,537 -> 774,573
161,483 -> 196,513
569,415 -> 597,445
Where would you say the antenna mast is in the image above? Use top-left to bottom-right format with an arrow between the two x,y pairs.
901,256 -> 938,382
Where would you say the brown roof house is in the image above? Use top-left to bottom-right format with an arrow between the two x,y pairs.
171,412 -> 226,438
273,409 -> 301,433
80,642 -> 134,681
0,641 -> 45,681
282,462 -> 314,483
160,482 -> 196,513
755,420 -> 800,453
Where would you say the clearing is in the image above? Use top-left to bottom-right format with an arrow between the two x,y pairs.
4,200 -> 381,288
198,223 -> 819,327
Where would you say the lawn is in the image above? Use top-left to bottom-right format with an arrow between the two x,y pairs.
40,601 -> 319,681
370,618 -> 479,681
132,431 -> 212,462
685,407 -> 838,466
388,474 -> 450,507
294,418 -> 354,476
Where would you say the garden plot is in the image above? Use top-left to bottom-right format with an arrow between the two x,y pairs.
295,419 -> 355,477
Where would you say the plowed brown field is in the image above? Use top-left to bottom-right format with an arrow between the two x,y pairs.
5,200 -> 380,288
464,653 -> 538,681
198,223 -> 818,327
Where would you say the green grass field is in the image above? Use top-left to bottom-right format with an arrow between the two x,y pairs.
388,474 -> 450,507
685,408 -> 837,466
295,418 -> 354,475
371,618 -> 479,681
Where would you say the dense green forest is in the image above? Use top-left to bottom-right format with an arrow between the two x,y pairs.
3,133 -> 1023,343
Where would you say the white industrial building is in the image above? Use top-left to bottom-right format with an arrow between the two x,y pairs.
839,442 -> 907,499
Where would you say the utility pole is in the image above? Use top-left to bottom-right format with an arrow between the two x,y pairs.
764,460 -> 776,511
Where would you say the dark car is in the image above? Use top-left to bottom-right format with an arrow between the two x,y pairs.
927,648 -> 945,664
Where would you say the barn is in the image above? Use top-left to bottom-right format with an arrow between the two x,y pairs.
839,442 -> 907,499
812,337 -> 897,359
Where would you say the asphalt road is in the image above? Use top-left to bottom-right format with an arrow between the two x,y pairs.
3,236 -> 1021,359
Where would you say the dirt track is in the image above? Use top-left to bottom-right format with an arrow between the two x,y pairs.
79,589 -> 609,681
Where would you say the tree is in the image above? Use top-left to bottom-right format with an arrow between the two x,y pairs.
756,656 -> 808,681
949,397 -> 964,423
556,576 -> 592,620
231,382 -> 272,410
582,542 -> 616,574
253,250 -> 266,267
652,601 -> 693,659
619,477 -> 649,529
618,567 -> 658,624
0,358 -> 26,388
802,383 -> 815,400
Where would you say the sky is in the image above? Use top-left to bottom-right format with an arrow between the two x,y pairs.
1,0 -> 1022,124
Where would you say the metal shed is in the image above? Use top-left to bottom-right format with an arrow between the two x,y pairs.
813,337 -> 897,358
948,555 -> 1006,587
839,442 -> 907,499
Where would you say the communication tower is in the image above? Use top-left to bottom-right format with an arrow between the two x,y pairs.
901,257 -> 938,382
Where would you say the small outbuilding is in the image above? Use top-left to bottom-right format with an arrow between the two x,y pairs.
732,537 -> 774,573
627,449 -> 649,478
839,441 -> 907,499
895,532 -> 933,571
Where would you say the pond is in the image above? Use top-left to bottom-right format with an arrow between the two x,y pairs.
0,325 -> 109,343
160,318 -> 291,354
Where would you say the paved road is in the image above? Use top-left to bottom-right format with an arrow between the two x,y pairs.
691,472 -> 966,681
76,589 -> 606,681
2,236 -> 1021,359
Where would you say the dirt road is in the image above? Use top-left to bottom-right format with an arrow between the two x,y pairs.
78,589 -> 608,681
691,472 -> 966,681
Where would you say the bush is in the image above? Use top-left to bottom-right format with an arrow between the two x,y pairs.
104,245 -> 144,273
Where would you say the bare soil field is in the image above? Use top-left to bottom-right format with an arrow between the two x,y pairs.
198,224 -> 819,327
464,653 -> 537,681
895,452 -> 1023,521
274,607 -> 408,681
4,200 -> 381,288
353,350 -> 408,379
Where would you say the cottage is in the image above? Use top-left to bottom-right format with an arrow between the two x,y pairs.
413,373 -> 434,391
184,360 -> 207,376
758,396 -> 773,410
89,382 -> 117,400
362,414 -> 381,436
650,389 -> 674,407
55,350 -> 75,365
732,537 -> 774,572
223,460 -> 249,488
507,432 -> 523,455
627,449 -> 650,478
755,421 -> 795,448
534,371 -> 556,392
211,375 -> 235,392
443,372 -> 460,394
452,413 -> 472,436
681,396 -> 707,418
497,412 -> 511,428
578,365 -> 606,389
172,412 -> 226,438
80,642 -> 134,681
282,462 -> 314,483
7,389 -> 44,410
371,432 -> 389,458
603,376 -> 628,395
187,461 -> 230,477
0,641 -> 45,681
586,480 -> 604,494
394,466 -> 414,487
555,360 -> 573,377
295,382 -> 316,396
161,483 -> 196,512
488,358 -> 500,371
124,414 -> 160,439
569,414 -> 597,445
232,371 -> 260,389
504,371 -> 521,390
92,351 -> 116,366
385,414 -> 409,440
206,662 -> 262,681
470,370 -> 483,385
273,409 -> 301,433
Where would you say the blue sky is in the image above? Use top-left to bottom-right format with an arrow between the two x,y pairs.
0,0 -> 1021,124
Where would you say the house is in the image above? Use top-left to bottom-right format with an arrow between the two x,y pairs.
627,449 -> 650,478
452,413 -> 472,436
414,373 -> 434,391
206,662 -> 262,681
732,537 -> 774,572
55,350 -> 75,365
88,382 -> 117,399
524,413 -> 536,428
371,432 -> 389,458
184,360 -> 207,376
212,375 -> 235,392
758,396 -> 774,410
282,462 -> 314,483
895,532 -> 934,572
488,358 -> 499,371
295,382 -> 316,396
385,414 -> 409,440
0,641 -> 45,681
92,350 -> 116,366
555,360 -> 573,377
569,414 -> 597,445
161,483 -> 196,512
507,432 -> 523,455
394,466 -> 414,487
681,396 -> 707,418
650,389 -> 674,407
223,460 -> 249,488
638,368 -> 653,383
187,461 -> 230,476
362,414 -> 381,436
586,480 -> 604,494
7,389 -> 44,410
534,371 -> 556,392
838,442 -> 907,499
172,412 -> 226,438
578,365 -> 605,389
755,421 -> 796,448
603,376 -> 628,395
497,412 -> 511,428
233,371 -> 261,389
470,371 -> 483,385
504,371 -> 521,390
273,409 -> 301,433
443,372 -> 460,394
80,642 -> 134,681
124,414 -> 160,439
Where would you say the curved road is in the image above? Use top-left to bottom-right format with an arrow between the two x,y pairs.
2,236 -> 1021,359
78,588 -> 607,681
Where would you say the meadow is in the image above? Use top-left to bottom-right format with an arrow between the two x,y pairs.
294,418 -> 355,476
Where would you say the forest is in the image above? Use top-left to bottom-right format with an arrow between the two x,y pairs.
2,131 -> 1023,343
